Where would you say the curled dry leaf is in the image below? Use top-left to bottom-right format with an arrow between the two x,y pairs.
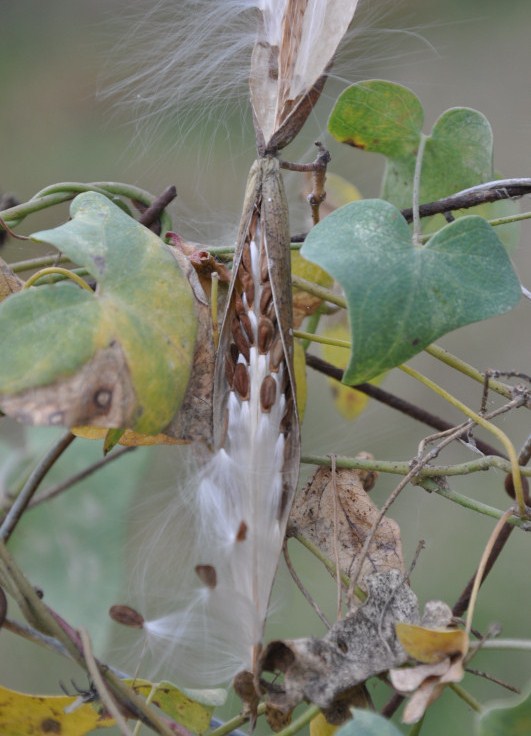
0,257 -> 24,302
258,570 -> 419,724
390,618 -> 469,724
288,462 -> 403,588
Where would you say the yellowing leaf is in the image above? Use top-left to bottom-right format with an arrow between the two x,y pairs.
321,323 -> 383,420
311,711 -> 338,736
0,192 -> 197,435
395,622 -> 469,664
0,685 -> 114,736
72,426 -> 180,446
126,679 -> 214,734
0,257 -> 23,302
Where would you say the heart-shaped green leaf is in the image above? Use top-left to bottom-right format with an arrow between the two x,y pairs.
301,199 -> 520,384
0,192 -> 197,435
328,81 -> 517,248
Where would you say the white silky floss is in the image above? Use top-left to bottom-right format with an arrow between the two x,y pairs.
115,0 -> 362,688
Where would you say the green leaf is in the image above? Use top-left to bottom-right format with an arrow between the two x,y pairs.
301,199 -> 521,384
0,192 -> 197,435
328,81 -> 517,245
328,80 -> 423,160
478,687 -> 531,736
337,710 -> 404,736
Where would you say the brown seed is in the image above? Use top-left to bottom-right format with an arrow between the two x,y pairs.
109,604 -> 145,629
231,316 -> 250,363
241,243 -> 252,274
258,316 -> 275,354
195,564 -> 217,589
225,353 -> 236,385
236,520 -> 248,542
239,311 -> 255,344
240,269 -> 255,307
260,375 -> 277,412
260,245 -> 269,282
269,337 -> 284,372
259,284 -> 272,316
233,362 -> 250,399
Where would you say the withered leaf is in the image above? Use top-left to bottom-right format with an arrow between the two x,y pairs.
288,463 -> 403,588
259,570 -> 419,722
0,193 -> 199,437
0,257 -> 23,302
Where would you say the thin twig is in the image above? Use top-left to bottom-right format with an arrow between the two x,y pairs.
137,185 -> 177,233
0,431 -> 76,542
79,627 -> 134,736
330,455 -> 343,620
305,353 -> 508,457
465,508 -> 515,636
465,667 -> 520,694
283,540 -> 331,628
29,445 -> 136,508
401,178 -> 531,222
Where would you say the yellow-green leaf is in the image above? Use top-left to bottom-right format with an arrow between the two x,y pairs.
0,192 -> 197,435
0,685 -> 114,736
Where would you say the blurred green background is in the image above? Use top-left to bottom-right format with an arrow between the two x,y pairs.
0,0 -> 530,734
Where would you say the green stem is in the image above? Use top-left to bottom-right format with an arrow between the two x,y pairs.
412,133 -> 428,246
294,329 -> 349,349
449,683 -> 482,713
10,254 -> 71,273
291,275 -> 347,308
23,267 -> 92,291
0,431 -> 76,542
208,705 -> 266,736
489,210 -> 531,227
275,705 -> 321,736
479,639 -> 531,651
419,479 -> 529,530
408,717 -> 425,736
424,344 -> 513,399
1,181 -> 173,234
400,363 -> 526,516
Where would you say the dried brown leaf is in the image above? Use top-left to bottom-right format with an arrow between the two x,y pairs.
0,257 -> 23,302
258,570 -> 419,721
288,463 -> 403,588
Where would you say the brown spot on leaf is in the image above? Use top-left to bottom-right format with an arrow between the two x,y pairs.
41,718 -> 61,733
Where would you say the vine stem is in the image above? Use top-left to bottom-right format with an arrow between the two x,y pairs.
79,627 -> 134,736
479,639 -> 531,651
449,683 -> 482,713
301,453 -> 530,479
412,133 -> 428,246
208,705 -> 267,736
274,705 -> 321,736
22,267 -> 92,291
0,431 -> 76,542
298,323 -> 513,399
465,508 -> 514,636
399,364 -> 526,516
